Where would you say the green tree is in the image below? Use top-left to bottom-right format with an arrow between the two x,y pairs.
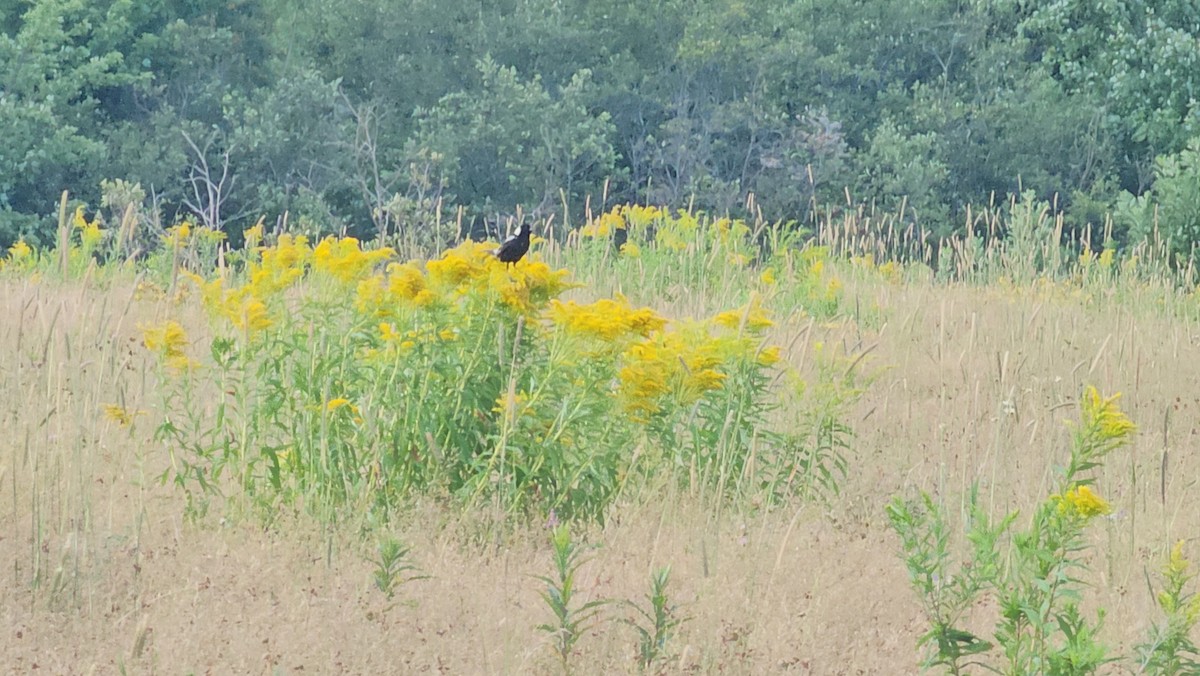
0,0 -> 142,243
1022,0 -> 1200,190
414,58 -> 619,225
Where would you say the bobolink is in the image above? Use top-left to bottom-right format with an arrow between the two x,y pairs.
494,223 -> 532,263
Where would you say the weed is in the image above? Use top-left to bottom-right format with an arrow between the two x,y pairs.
535,525 -> 609,673
1135,541 -> 1200,673
370,536 -> 428,598
889,386 -> 1136,673
624,566 -> 684,670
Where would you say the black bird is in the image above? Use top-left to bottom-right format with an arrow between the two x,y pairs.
613,225 -> 628,253
494,223 -> 532,264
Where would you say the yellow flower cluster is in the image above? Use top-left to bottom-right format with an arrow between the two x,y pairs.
619,326 -> 725,418
2,239 -> 34,271
140,320 -> 196,372
714,299 -> 774,333
243,222 -> 265,249
249,233 -> 310,296
581,204 -> 666,238
188,227 -> 326,338
73,206 -> 105,250
426,241 -> 495,288
549,295 -> 666,341
1158,541 -> 1200,622
655,210 -> 699,251
580,210 -> 625,238
373,321 -> 457,356
200,277 -> 274,336
713,217 -> 751,247
421,240 -> 572,314
355,262 -> 437,317
489,260 -> 573,314
617,315 -> 778,419
102,403 -> 144,427
1053,484 -> 1112,519
8,239 -> 33,261
162,221 -> 191,248
313,236 -> 395,284
579,205 -> 765,262
1080,385 -> 1136,442
493,389 -> 530,419
622,204 -> 664,229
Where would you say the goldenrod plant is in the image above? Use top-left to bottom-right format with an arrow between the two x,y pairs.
1136,541 -> 1200,673
141,222 -> 809,524
889,386 -> 1136,674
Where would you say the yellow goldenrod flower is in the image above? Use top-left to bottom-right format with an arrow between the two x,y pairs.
313,236 -> 395,284
324,397 -> 362,424
759,267 -> 777,286
550,296 -> 666,341
243,221 -> 265,249
73,207 -> 105,250
426,241 -> 493,288
355,275 -> 388,317
825,276 -> 842,301
1164,540 -> 1191,588
161,221 -> 192,248
140,320 -> 195,372
714,302 -> 774,333
249,233 -> 309,297
72,205 -> 88,230
7,239 -> 33,263
237,297 -> 273,334
619,241 -> 641,257
1098,248 -> 1115,269
618,325 -> 729,419
1157,541 -> 1200,623
878,260 -> 902,283
487,258 -> 574,314
378,322 -> 401,342
1054,484 -> 1112,519
1080,385 -> 1136,442
325,397 -> 354,412
199,277 -> 273,337
1079,247 -> 1095,268
493,389 -> 529,416
102,404 -> 143,427
196,226 -> 227,245
621,204 -> 663,229
388,262 -> 428,301
581,211 -> 624,237
756,345 -> 782,367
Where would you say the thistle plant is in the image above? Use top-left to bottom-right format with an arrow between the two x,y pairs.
536,525 -> 609,673
889,386 -> 1137,673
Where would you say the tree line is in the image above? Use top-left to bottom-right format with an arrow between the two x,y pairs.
3,0 -> 1200,254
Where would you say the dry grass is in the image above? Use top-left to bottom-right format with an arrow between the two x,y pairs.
2,262 -> 1198,674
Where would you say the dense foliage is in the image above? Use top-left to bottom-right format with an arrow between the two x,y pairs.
4,0 -> 1200,251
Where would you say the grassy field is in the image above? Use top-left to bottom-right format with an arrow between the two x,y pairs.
2,200 -> 1198,673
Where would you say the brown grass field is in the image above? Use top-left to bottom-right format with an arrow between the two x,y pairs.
2,262 -> 1198,674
